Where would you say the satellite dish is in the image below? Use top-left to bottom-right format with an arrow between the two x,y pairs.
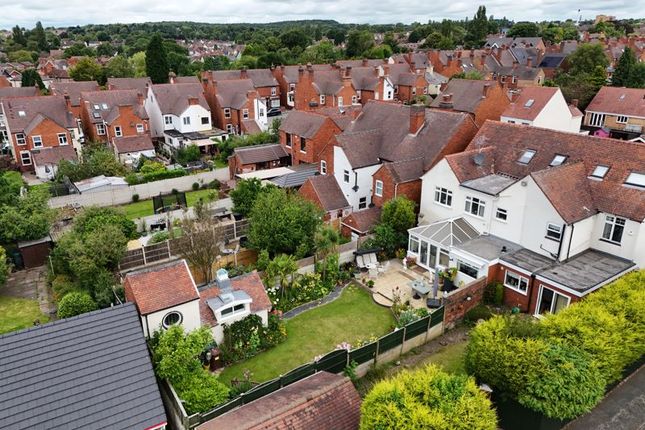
473,153 -> 485,166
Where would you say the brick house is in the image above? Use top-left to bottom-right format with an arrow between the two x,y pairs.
202,67 -> 281,112
49,80 -> 100,119
204,78 -> 267,135
341,206 -> 381,239
386,62 -> 429,103
279,110 -> 343,168
299,175 -> 352,223
408,121 -> 642,316
429,79 -> 509,127
112,135 -> 156,167
80,89 -> 149,144
584,86 -> 645,139
106,77 -> 153,94
371,158 -> 424,209
0,86 -> 41,147
1,95 -> 81,175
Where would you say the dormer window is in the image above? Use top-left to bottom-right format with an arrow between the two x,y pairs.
624,172 -> 645,188
164,115 -> 173,125
518,149 -> 536,164
591,165 -> 609,179
550,154 -> 567,167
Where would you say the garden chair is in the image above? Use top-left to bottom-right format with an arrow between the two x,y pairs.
356,255 -> 366,269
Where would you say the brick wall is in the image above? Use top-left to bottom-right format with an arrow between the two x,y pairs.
371,166 -> 422,208
473,84 -> 511,127
443,276 -> 486,326
13,118 -> 72,170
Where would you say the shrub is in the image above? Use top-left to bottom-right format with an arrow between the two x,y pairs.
51,275 -> 77,302
220,313 -> 287,364
266,272 -> 332,312
149,231 -> 170,244
464,304 -> 493,324
132,193 -> 140,203
209,179 -> 221,190
175,370 -> 230,415
175,144 -> 201,165
483,282 -> 504,305
57,291 -> 97,318
192,182 -> 199,191
360,364 -> 497,430
73,206 -> 138,240
171,188 -> 178,194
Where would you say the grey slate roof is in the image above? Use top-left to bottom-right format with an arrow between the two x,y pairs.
280,110 -> 328,138
234,143 -> 289,164
270,164 -> 319,188
0,303 -> 167,430
461,173 -> 518,195
150,83 -> 210,115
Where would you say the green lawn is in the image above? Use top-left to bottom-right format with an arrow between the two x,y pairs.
120,189 -> 216,219
421,340 -> 468,375
0,296 -> 50,335
219,285 -> 395,385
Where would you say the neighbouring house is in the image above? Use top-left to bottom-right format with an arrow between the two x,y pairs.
268,163 -> 320,189
429,79 -> 510,127
537,53 -> 568,79
0,86 -> 41,150
299,174 -> 352,223
49,80 -> 100,119
501,86 -> 582,133
31,145 -> 78,180
124,260 -> 271,343
196,372 -> 361,430
205,78 -> 267,134
80,89 -> 149,144
584,86 -> 645,139
0,303 -> 168,430
146,82 -> 226,155
386,62 -> 430,103
112,134 -> 156,166
341,206 -> 381,239
279,110 -> 343,167
333,101 -> 478,211
106,76 -> 152,94
1,95 -> 82,174
202,67 -> 281,113
407,121 -> 643,316
228,143 -> 290,179
371,158 -> 424,209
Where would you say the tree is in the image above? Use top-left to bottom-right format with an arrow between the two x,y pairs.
566,44 -> 609,77
453,69 -> 485,80
146,33 -> 169,84
280,29 -> 311,50
176,215 -> 223,284
300,41 -> 340,64
69,57 -> 103,81
371,196 -> 416,255
12,26 -> 27,46
346,30 -> 374,58
248,188 -> 322,257
229,178 -> 267,217
0,246 -> 9,288
265,253 -> 298,299
96,42 -> 117,57
203,55 -> 230,71
627,63 -> 645,89
57,291 -> 97,319
554,44 -> 609,109
175,144 -> 201,164
105,55 -> 134,78
34,21 -> 48,52
466,5 -> 489,47
612,47 -> 645,88
0,187 -> 53,243
20,69 -> 45,90
73,206 -> 138,240
57,143 -> 126,181
507,22 -> 540,37
314,225 -> 340,282
131,51 -> 147,77
360,364 -> 497,430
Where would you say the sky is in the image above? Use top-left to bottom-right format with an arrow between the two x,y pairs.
0,0 -> 641,30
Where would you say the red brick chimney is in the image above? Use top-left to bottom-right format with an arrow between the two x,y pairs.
482,83 -> 491,98
362,58 -> 368,67
344,66 -> 352,78
526,57 -> 533,68
409,104 -> 425,134
63,92 -> 71,111
571,99 -> 579,107
439,93 -> 453,108
137,92 -> 144,106
240,67 -> 248,79
188,97 -> 199,105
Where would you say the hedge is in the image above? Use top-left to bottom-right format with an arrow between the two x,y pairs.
125,167 -> 187,185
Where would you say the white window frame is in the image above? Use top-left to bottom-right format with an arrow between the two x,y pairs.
136,124 -> 144,134
535,285 -> 570,316
201,116 -> 210,125
338,96 -> 343,106
504,270 -> 529,295
457,260 -> 479,279
96,124 -> 106,136
375,180 -> 383,197
20,150 -> 31,166
162,311 -> 183,329
57,133 -> 68,145
358,197 -> 367,209
164,115 -> 173,125
616,115 -> 628,124
32,135 -> 43,148
226,123 -> 235,134
352,95 -> 358,104
545,223 -> 562,241
114,126 -> 122,137
602,215 -> 625,244
224,108 -> 231,119
434,187 -> 453,207
320,95 -> 326,105
465,196 -> 485,218
15,133 -> 26,145
343,170 -> 350,183
320,160 -> 327,175
588,112 -> 605,127
242,109 -> 249,120
495,208 -> 508,222
271,87 -> 277,96
182,116 -> 191,126
409,236 -> 420,253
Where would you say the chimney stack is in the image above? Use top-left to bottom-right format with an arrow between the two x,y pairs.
63,92 -> 71,111
169,72 -> 176,84
188,96 -> 199,105
482,83 -> 491,98
409,104 -> 425,134
240,67 -> 248,79
362,58 -> 368,67
571,99 -> 579,107
344,65 -> 352,78
526,57 -> 533,68
136,91 -> 144,106
439,93 -> 453,109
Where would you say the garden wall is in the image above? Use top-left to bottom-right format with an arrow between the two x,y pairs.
443,276 -> 487,328
48,170 -> 228,208
296,240 -> 361,274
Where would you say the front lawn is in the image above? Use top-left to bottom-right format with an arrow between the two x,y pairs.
0,296 -> 50,335
120,189 -> 216,219
218,285 -> 395,384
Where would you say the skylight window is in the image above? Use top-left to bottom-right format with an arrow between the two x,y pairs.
92,112 -> 101,119
591,165 -> 609,179
93,104 -> 100,110
524,99 -> 535,107
18,110 -> 25,117
550,154 -> 567,167
101,103 -> 108,110
625,172 -> 645,188
518,149 -> 536,164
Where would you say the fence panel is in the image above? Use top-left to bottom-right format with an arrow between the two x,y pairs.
280,362 -> 316,387
199,396 -> 243,423
349,341 -> 378,365
378,328 -> 405,353
430,306 -> 445,327
241,378 -> 282,405
404,315 -> 431,340
315,349 -> 348,374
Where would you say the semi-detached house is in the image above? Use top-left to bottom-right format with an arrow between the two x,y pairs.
584,86 -> 645,139
408,121 -> 643,316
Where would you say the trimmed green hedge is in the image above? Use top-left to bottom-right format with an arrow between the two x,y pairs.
125,167 -> 187,185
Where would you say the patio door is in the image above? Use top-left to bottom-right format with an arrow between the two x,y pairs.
535,286 -> 569,316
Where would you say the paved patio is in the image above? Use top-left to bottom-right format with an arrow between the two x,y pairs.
360,260 -> 439,309
3,265 -> 56,317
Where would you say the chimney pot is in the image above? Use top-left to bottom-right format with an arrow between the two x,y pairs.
482,83 -> 491,98
240,67 -> 248,79
571,99 -> 579,107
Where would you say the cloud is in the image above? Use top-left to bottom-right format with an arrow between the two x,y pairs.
0,0 -> 638,30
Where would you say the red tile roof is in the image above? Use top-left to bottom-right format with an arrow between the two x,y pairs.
199,271 -> 271,327
446,121 -> 645,222
342,207 -> 382,234
301,175 -> 350,212
113,135 -> 155,154
196,372 -> 361,430
502,87 -> 558,121
586,86 -> 645,118
124,260 -> 199,315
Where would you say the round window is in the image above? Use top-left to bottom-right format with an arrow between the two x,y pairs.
162,311 -> 183,329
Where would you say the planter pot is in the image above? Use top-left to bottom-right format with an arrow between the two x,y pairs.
443,278 -> 455,291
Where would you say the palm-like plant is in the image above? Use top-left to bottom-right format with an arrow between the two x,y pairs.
265,254 -> 299,300
314,225 -> 340,281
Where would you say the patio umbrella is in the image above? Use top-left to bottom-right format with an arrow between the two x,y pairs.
432,267 -> 439,298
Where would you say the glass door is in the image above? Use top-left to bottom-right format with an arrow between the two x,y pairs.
420,241 -> 428,268
536,286 -> 570,316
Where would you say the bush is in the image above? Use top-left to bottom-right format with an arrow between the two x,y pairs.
192,182 -> 200,191
219,313 -> 287,364
360,364 -> 497,430
51,275 -> 78,302
171,188 -> 178,194
208,179 -> 221,190
132,193 -> 140,203
73,206 -> 138,240
175,144 -> 201,165
149,231 -> 170,244
483,282 -> 504,305
57,291 -> 97,318
464,304 -> 493,324
175,370 -> 230,415
266,272 -> 332,312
